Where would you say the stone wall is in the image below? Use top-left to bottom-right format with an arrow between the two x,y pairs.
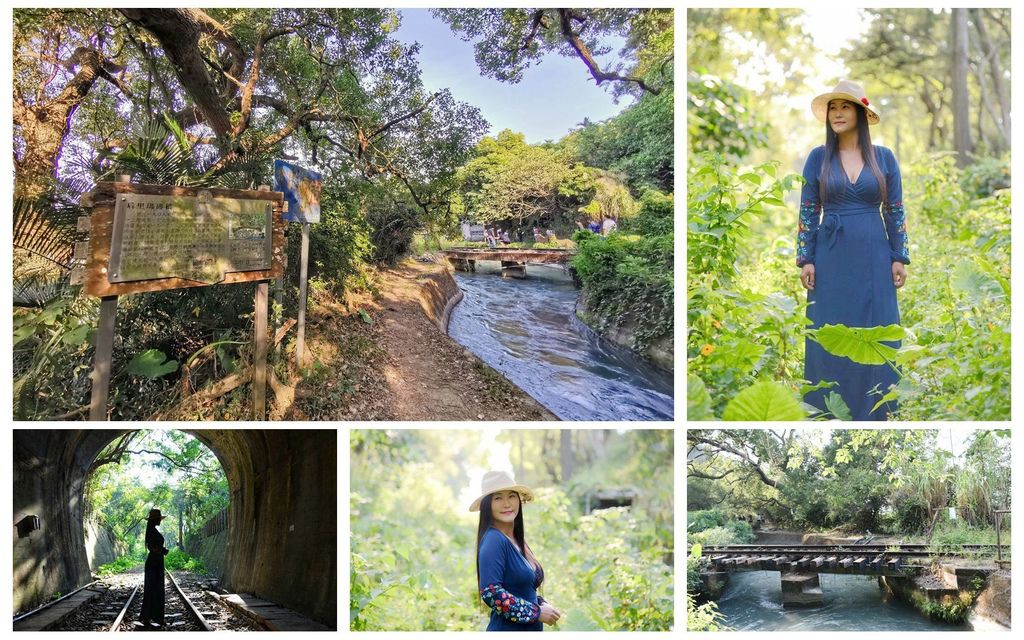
83,517 -> 119,572
575,290 -> 673,371
971,570 -> 1011,628
185,508 -> 228,577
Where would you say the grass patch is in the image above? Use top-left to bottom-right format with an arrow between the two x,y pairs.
96,552 -> 145,577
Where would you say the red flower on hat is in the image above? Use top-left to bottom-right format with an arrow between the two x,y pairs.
861,97 -> 870,106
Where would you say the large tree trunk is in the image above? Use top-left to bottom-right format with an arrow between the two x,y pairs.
970,8 -> 1010,152
951,8 -> 973,167
13,48 -> 115,199
119,9 -> 241,141
560,430 -> 573,482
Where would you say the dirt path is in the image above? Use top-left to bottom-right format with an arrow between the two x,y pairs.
285,259 -> 556,421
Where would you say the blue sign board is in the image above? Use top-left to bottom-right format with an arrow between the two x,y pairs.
273,160 -> 322,224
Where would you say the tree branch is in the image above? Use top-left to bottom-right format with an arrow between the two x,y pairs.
557,9 -> 660,95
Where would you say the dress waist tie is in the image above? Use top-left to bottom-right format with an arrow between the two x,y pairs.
821,207 -> 879,249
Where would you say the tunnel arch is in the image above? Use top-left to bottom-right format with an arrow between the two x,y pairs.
13,429 -> 336,627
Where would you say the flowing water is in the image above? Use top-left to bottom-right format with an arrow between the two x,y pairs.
716,571 -> 972,632
447,264 -> 674,421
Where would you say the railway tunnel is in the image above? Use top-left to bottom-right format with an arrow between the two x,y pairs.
12,429 -> 336,629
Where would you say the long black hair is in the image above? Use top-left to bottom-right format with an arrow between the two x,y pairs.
818,100 -> 888,207
475,493 -> 543,590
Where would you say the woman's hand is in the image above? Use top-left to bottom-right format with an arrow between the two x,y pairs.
539,603 -> 561,625
892,262 -> 907,288
800,264 -> 815,290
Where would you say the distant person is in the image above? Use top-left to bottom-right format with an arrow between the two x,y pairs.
500,229 -> 511,245
139,508 -> 169,628
484,228 -> 497,248
532,227 -> 545,243
472,471 -> 561,631
546,230 -> 557,243
587,219 -> 601,234
601,217 -> 618,235
798,80 -> 907,421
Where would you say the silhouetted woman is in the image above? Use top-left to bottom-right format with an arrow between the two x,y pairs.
471,470 -> 561,631
140,508 -> 169,628
797,80 -> 909,420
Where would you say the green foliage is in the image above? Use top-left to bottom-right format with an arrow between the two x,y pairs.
97,551 -> 146,577
721,380 -> 804,421
574,88 -> 674,192
86,431 -> 228,558
810,324 -> 904,366
960,154 -> 1010,201
687,74 -> 770,162
687,510 -> 726,532
571,225 -> 673,353
690,429 -> 1012,537
126,349 -> 179,379
687,593 -> 728,632
351,430 -> 672,631
164,548 -> 207,573
687,146 -> 1010,421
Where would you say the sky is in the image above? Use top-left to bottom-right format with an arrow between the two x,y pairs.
392,9 -> 635,144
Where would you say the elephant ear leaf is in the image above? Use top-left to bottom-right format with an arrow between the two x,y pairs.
126,349 -> 179,379
723,380 -> 805,421
811,324 -> 904,365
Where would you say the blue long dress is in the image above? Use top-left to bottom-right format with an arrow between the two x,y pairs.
796,144 -> 910,420
478,527 -> 544,631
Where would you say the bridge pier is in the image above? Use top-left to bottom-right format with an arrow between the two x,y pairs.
500,260 -> 527,278
700,570 -> 730,599
780,571 -> 823,607
448,257 -> 476,272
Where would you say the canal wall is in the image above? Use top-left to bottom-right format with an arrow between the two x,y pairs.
970,570 -> 1011,628
416,259 -> 464,334
575,290 -> 674,371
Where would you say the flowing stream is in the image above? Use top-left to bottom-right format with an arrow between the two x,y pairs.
447,264 -> 674,421
716,571 -> 972,632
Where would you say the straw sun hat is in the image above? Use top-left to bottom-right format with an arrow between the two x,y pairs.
468,470 -> 535,512
811,80 -> 880,126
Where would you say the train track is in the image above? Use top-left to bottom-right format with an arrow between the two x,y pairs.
695,544 -> 1010,559
16,569 -> 263,632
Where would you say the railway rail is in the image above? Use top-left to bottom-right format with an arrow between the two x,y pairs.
13,570 -> 262,632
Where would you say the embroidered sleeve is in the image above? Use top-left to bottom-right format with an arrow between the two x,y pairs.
882,148 -> 910,264
480,583 -> 541,624
797,148 -> 823,267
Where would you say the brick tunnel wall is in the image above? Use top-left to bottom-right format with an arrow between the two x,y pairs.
12,430 -> 337,627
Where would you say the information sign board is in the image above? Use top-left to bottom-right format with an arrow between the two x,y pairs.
274,160 -> 322,224
109,191 -> 272,284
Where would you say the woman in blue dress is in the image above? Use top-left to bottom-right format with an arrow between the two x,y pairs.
796,80 -> 910,420
472,470 -> 561,631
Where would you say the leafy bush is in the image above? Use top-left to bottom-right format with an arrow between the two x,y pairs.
687,148 -> 1011,421
96,551 -> 146,577
164,548 -> 207,573
687,509 -> 725,533
572,228 -> 673,352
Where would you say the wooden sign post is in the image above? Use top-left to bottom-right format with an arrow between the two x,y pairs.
296,223 -> 310,368
273,159 -> 322,370
82,180 -> 285,420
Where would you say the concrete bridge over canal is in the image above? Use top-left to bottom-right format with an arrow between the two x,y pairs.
439,247 -> 573,279
698,543 -> 1010,607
